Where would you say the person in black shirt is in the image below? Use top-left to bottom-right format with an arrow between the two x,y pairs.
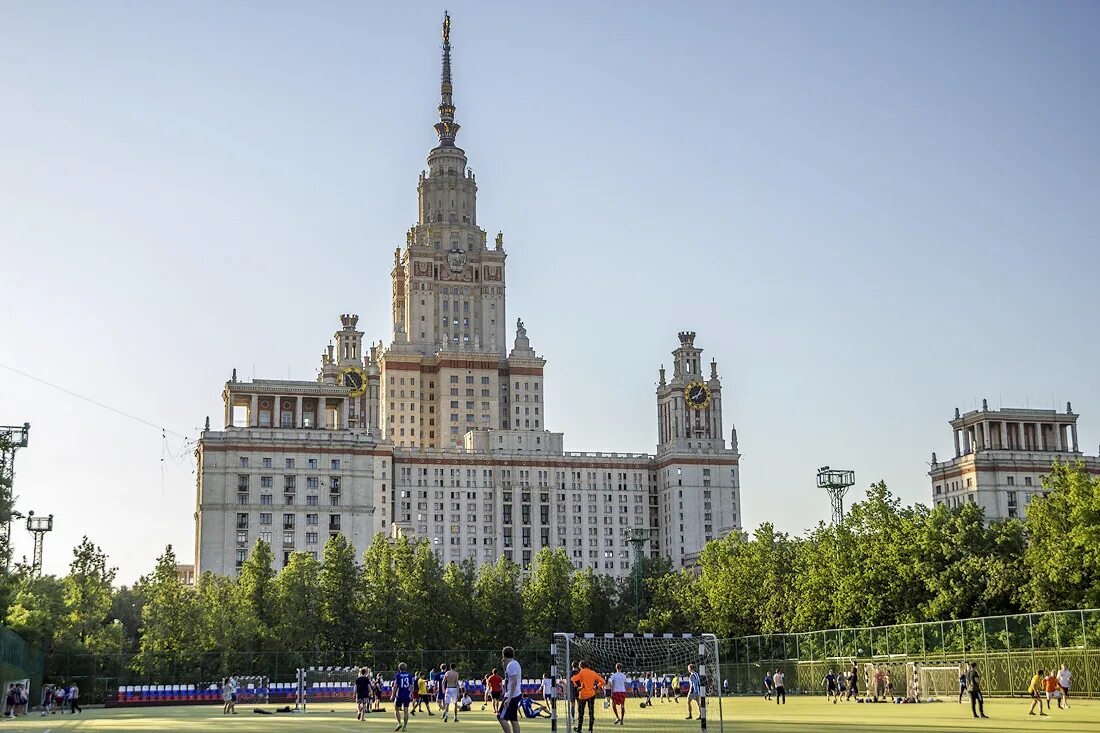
356,667 -> 372,721
966,662 -> 988,719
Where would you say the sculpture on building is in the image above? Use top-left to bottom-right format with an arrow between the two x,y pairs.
516,318 -> 526,339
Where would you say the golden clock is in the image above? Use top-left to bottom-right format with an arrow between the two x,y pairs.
340,366 -> 367,398
684,381 -> 710,410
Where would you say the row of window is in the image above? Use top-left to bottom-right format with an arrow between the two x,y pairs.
236,512 -> 341,530
239,457 -> 341,470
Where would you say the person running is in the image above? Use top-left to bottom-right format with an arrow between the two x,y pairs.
644,672 -> 654,707
571,661 -> 605,733
393,662 -> 413,731
773,670 -> 786,705
1045,670 -> 1062,711
847,665 -> 859,701
608,663 -> 627,726
1028,669 -> 1047,717
823,669 -> 838,703
967,662 -> 987,719
356,667 -> 373,721
1058,663 -> 1071,709
685,664 -> 702,720
442,663 -> 461,722
671,673 -> 680,703
498,646 -> 522,733
763,671 -> 773,701
487,668 -> 504,713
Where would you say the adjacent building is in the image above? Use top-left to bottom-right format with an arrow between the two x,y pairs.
193,15 -> 743,578
929,400 -> 1100,520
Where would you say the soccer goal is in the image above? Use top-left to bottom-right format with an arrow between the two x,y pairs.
299,666 -> 359,710
235,675 -> 270,704
918,664 -> 965,701
1,679 -> 29,716
552,633 -> 722,733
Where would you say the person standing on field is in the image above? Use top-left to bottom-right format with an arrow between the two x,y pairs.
608,663 -> 627,725
773,669 -> 786,705
442,663 -> 461,722
685,664 -> 702,720
1028,669 -> 1047,717
967,662 -> 987,719
1058,664 -> 1071,709
393,662 -> 413,731
570,661 -> 605,733
498,646 -> 523,733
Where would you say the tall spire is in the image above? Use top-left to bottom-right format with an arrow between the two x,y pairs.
434,11 -> 460,147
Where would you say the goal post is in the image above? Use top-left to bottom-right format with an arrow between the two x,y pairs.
918,664 -> 966,701
299,666 -> 360,710
553,633 -> 722,733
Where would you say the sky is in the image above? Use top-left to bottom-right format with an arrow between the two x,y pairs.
1,1 -> 1098,583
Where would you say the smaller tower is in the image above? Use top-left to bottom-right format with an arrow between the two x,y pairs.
25,511 -> 53,577
816,467 -> 855,526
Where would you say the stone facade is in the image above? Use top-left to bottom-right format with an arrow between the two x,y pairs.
928,401 -> 1100,521
194,15 -> 742,578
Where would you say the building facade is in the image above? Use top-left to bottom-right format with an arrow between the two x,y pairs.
928,400 -> 1100,520
194,15 -> 742,578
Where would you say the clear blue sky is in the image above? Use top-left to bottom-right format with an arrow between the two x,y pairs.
2,1 -> 1098,582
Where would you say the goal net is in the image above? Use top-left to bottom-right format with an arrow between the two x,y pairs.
235,675 -> 270,704
919,664 -> 965,701
301,666 -> 360,709
553,633 -> 722,733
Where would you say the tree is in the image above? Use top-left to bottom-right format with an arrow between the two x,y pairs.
475,556 -> 524,649
5,573 -> 67,653
236,539 -> 277,650
319,533 -> 363,655
136,545 -> 199,677
64,536 -> 117,646
361,533 -> 401,649
1023,461 -> 1100,610
522,548 -> 575,642
400,539 -> 448,649
441,560 -> 480,648
571,568 -> 626,632
638,570 -> 700,633
275,551 -> 322,655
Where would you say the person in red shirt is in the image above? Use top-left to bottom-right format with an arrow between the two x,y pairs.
485,669 -> 504,714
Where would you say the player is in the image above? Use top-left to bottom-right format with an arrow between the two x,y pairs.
643,672 -> 654,706
393,662 -> 414,731
357,667 -> 373,721
1028,669 -> 1047,717
460,690 -> 473,712
417,672 -> 434,715
671,673 -> 680,703
846,665 -> 859,701
685,664 -> 702,720
608,662 -> 627,725
521,694 -> 549,718
487,667 -> 504,713
569,661 -> 581,719
823,669 -> 838,704
1058,663 -> 1071,709
571,660 -> 605,733
763,670 -> 773,701
442,663 -> 461,722
498,646 -> 522,733
1045,670 -> 1061,711
773,669 -> 786,706
966,661 -> 987,719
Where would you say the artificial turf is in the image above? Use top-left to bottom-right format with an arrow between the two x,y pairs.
3,696 -> 1097,733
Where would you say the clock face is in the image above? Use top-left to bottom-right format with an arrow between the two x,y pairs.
340,367 -> 367,398
684,381 -> 710,410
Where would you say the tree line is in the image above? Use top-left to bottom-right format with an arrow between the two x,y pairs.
5,462 -> 1098,681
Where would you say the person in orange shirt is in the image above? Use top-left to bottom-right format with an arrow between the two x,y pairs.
1044,672 -> 1062,711
570,661 -> 606,733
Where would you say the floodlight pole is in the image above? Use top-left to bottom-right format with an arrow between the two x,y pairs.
26,511 -> 54,576
816,466 -> 855,526
0,423 -> 30,571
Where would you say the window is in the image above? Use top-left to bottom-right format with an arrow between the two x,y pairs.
306,532 -> 318,544
1007,476 -> 1015,486
262,457 -> 272,468
239,457 -> 249,468
283,514 -> 295,530
1025,477 -> 1032,486
285,458 -> 295,469
307,513 -> 319,525
308,458 -> 318,469
331,459 -> 341,470
260,475 -> 272,488
283,531 -> 294,546
236,513 -> 248,529
259,512 -> 272,525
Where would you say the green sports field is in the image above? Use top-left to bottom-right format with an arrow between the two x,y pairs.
3,698 -> 1098,733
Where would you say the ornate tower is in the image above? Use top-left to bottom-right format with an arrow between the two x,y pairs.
655,332 -> 741,566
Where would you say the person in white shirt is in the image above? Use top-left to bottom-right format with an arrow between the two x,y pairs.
773,670 -> 786,705
498,646 -> 522,733
608,663 -> 628,726
1058,664 -> 1071,709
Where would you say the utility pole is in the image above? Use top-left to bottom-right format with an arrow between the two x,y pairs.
26,511 -> 54,576
0,423 -> 30,570
816,466 -> 855,526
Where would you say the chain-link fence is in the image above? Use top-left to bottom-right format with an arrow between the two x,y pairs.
717,608 -> 1100,698
0,626 -> 43,702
